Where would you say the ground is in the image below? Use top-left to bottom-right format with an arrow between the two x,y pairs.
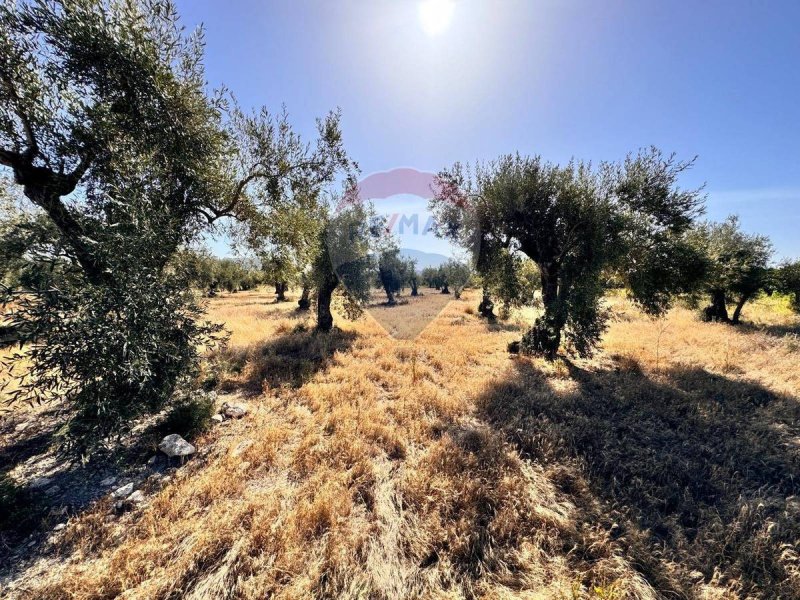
1,288 -> 799,599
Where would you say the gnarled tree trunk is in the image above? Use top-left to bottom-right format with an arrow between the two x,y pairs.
731,291 -> 753,325
703,289 -> 730,323
275,282 -> 287,302
521,262 -> 564,360
478,289 -> 496,321
316,254 -> 340,332
316,280 -> 337,332
297,285 -> 311,311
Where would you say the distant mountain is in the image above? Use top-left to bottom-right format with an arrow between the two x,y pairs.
400,248 -> 449,269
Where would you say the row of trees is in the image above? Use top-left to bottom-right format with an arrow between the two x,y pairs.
375,245 -> 473,303
177,251 -> 263,295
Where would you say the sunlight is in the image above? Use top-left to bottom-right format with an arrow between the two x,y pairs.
418,0 -> 455,36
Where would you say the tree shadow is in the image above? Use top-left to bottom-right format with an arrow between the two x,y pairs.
476,357 -> 800,598
485,319 -> 525,333
737,320 -> 800,340
0,407 -> 179,577
214,328 -> 358,395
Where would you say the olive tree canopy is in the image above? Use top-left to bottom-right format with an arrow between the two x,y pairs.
431,148 -> 705,359
688,216 -> 773,324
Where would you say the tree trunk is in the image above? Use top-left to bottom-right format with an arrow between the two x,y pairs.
410,279 -> 418,296
275,282 -> 287,302
703,289 -> 730,323
524,314 -> 563,361
478,289 -> 496,321
316,278 -> 337,332
520,263 -> 563,360
384,287 -> 396,305
297,285 -> 311,311
440,284 -> 450,294
731,292 -> 753,325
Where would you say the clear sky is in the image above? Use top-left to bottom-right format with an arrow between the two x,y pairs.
177,0 -> 800,260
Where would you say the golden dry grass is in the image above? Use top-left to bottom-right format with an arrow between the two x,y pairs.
365,288 -> 453,339
4,289 -> 800,599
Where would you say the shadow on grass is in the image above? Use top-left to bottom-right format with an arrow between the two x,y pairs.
485,319 -> 525,333
738,320 -> 800,340
214,327 -> 358,395
0,401 -> 204,575
477,357 -> 800,598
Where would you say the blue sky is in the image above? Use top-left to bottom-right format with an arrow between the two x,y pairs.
178,0 -> 800,259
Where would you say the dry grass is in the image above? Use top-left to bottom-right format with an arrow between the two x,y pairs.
366,288 -> 453,339
3,288 -> 800,599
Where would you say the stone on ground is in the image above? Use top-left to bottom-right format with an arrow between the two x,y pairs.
158,434 -> 196,458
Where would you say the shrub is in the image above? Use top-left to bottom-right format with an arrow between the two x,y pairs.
161,391 -> 217,440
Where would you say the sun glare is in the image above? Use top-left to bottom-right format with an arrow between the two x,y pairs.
418,0 -> 455,36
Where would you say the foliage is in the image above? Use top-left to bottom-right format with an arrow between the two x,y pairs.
313,201 -> 376,330
778,260 -> 800,312
376,244 -> 408,304
175,250 -> 264,294
160,391 -> 217,440
0,0 -> 235,450
687,216 -> 773,324
478,248 -> 540,316
431,148 -> 705,359
2,270 -> 223,453
440,259 -> 472,299
420,266 -> 445,289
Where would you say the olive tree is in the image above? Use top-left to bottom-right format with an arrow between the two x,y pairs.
688,216 -> 773,324
313,201 -> 375,331
474,242 -> 539,320
420,266 -> 444,290
778,260 -> 800,312
406,259 -> 419,296
260,246 -> 300,301
376,244 -> 408,305
0,0 -> 234,448
223,101 -> 357,316
431,149 -> 705,359
440,259 -> 472,299
0,0 -> 350,449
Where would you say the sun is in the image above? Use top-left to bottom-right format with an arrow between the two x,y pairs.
418,0 -> 455,37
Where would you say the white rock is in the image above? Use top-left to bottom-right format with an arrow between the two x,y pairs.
222,402 -> 248,419
158,434 -> 196,458
211,414 -> 224,423
146,455 -> 158,465
100,476 -> 117,487
128,490 -> 146,504
112,482 -> 135,498
53,523 -> 66,532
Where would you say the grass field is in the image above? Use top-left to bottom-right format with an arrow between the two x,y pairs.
2,288 -> 800,599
